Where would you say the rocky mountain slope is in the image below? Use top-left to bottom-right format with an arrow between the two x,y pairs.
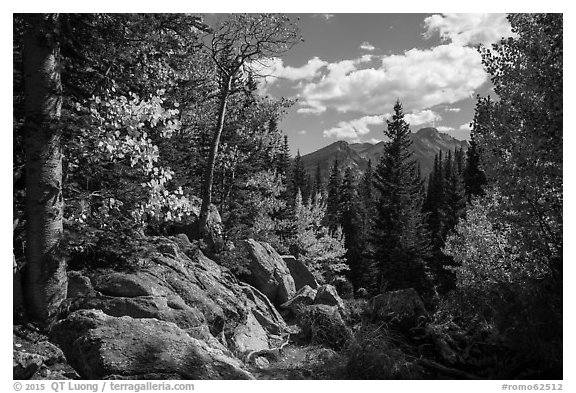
302,127 -> 468,183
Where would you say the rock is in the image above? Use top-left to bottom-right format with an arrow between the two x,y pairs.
67,271 -> 94,298
232,312 -> 270,354
240,283 -> 287,335
13,325 -> 78,380
314,284 -> 345,312
297,305 -> 352,350
367,288 -> 428,330
241,239 -> 296,305
13,351 -> 44,379
282,255 -> 318,290
281,285 -> 317,313
51,309 -> 253,380
67,295 -> 206,333
254,356 -> 270,368
65,236 -> 288,357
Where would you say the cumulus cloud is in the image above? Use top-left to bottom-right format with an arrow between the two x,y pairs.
360,41 -> 376,51
437,126 -> 455,132
255,57 -> 328,84
298,44 -> 487,115
459,122 -> 473,131
423,13 -> 514,47
297,130 -> 307,135
405,110 -> 441,126
323,115 -> 386,139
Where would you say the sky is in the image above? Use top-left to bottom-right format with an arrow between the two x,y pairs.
253,13 -> 515,155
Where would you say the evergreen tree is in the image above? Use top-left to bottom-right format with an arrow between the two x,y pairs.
324,159 -> 342,232
276,134 -> 291,176
370,100 -> 431,294
339,167 -> 364,288
312,163 -> 324,200
289,150 -> 309,204
463,136 -> 487,202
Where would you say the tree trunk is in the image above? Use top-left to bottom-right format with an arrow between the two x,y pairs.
22,14 -> 67,324
198,75 -> 231,239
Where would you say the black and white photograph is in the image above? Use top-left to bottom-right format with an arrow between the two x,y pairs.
12,10 -> 563,387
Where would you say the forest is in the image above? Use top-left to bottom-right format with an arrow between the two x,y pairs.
13,13 -> 562,380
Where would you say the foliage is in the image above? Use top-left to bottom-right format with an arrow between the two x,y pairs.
289,191 -> 348,283
370,101 -> 432,294
473,13 -> 562,278
297,305 -> 352,351
346,323 -> 423,379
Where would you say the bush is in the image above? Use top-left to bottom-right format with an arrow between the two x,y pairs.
297,305 -> 352,351
346,323 -> 424,379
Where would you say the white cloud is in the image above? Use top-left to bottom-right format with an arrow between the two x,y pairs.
365,138 -> 383,145
445,107 -> 461,113
298,44 -> 487,115
297,130 -> 307,135
405,110 -> 441,126
255,57 -> 328,84
360,41 -> 376,51
323,115 -> 385,139
437,126 -> 455,133
423,13 -> 514,47
459,122 -> 473,131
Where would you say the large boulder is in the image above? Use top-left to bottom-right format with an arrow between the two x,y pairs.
282,255 -> 318,290
50,309 -> 253,380
367,288 -> 428,330
281,285 -> 317,314
240,239 -> 296,305
64,236 -> 288,357
314,284 -> 345,312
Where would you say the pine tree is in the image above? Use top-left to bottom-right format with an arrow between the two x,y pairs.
370,100 -> 431,294
339,167 -> 364,288
276,134 -> 291,176
324,159 -> 342,233
463,136 -> 486,202
312,163 -> 324,200
289,150 -> 309,205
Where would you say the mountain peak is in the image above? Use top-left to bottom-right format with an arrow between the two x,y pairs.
416,127 -> 440,138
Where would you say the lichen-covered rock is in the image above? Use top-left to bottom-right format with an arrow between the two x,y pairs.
282,255 -> 318,290
232,312 -> 269,355
241,239 -> 296,305
50,309 -> 253,380
65,236 -> 288,357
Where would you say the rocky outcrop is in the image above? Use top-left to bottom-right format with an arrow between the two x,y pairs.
50,309 -> 253,380
63,236 -> 288,359
297,305 -> 352,350
314,284 -> 345,312
281,285 -> 317,313
367,288 -> 428,330
282,255 -> 318,290
241,239 -> 296,305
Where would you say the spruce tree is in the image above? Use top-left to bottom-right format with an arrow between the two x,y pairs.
370,100 -> 431,294
288,150 -> 309,205
325,159 -> 342,233
463,136 -> 487,202
339,167 -> 363,288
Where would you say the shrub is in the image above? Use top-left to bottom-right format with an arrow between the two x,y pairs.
346,323 -> 424,379
297,305 -> 352,351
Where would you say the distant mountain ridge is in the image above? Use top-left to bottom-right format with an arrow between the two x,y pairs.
301,127 -> 468,183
